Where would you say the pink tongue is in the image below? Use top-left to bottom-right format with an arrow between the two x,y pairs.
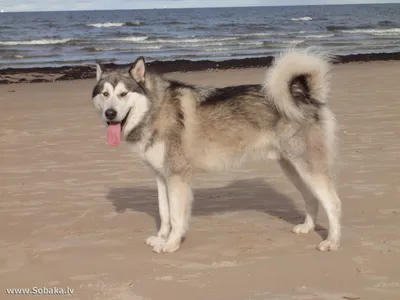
107,124 -> 121,147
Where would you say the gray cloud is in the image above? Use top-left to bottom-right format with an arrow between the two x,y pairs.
1,0 -> 399,12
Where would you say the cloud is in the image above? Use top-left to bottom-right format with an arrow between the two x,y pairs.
1,0 -> 399,12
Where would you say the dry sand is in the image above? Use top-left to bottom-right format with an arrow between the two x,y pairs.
1,61 -> 400,300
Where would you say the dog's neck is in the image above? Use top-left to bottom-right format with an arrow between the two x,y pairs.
125,120 -> 147,144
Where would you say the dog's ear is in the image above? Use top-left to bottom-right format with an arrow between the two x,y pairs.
129,56 -> 146,83
96,63 -> 104,82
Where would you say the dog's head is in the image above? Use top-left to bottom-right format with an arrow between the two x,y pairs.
92,57 -> 150,146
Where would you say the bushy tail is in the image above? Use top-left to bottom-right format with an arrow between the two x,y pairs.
264,47 -> 334,122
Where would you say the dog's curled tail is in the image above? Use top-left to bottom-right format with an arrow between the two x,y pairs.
264,47 -> 333,122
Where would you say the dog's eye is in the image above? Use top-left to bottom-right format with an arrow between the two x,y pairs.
120,92 -> 128,97
103,92 -> 109,97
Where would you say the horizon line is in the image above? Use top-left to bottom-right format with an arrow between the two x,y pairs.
1,2 -> 397,13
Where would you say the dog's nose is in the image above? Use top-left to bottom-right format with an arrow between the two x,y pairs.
105,108 -> 117,120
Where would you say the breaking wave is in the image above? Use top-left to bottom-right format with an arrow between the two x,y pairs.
136,37 -> 240,45
291,17 -> 313,21
303,34 -> 335,39
87,21 -> 141,28
81,45 -> 162,52
341,28 -> 400,36
134,45 -> 163,50
248,32 -> 276,37
110,36 -> 149,42
282,40 -> 306,45
0,38 -> 72,46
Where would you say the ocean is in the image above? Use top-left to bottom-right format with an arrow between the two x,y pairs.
1,4 -> 400,69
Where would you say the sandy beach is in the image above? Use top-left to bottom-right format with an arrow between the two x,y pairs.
1,61 -> 400,300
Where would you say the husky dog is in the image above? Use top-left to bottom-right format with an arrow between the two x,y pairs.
92,47 -> 342,254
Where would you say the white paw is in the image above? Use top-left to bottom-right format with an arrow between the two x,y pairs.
152,242 -> 180,254
145,236 -> 166,247
292,223 -> 314,234
317,239 -> 339,251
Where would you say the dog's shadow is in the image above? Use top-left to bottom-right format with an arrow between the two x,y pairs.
106,178 -> 326,238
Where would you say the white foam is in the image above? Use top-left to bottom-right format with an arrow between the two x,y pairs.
87,22 -> 124,28
204,47 -> 231,52
172,40 -> 263,48
87,21 -> 141,28
248,32 -> 275,37
342,28 -> 400,36
112,36 -> 149,42
177,41 -> 226,48
126,21 -> 141,26
282,40 -> 306,45
303,34 -> 335,39
291,17 -> 313,21
140,37 -> 239,44
238,41 -> 264,46
203,44 -> 261,52
0,38 -> 72,46
134,45 -> 162,50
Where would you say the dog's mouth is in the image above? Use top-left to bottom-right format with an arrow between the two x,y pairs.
106,109 -> 131,132
106,109 -> 131,147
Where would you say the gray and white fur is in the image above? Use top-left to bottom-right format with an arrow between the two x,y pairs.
91,47 -> 342,253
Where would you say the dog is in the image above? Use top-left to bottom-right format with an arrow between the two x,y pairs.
91,47 -> 342,253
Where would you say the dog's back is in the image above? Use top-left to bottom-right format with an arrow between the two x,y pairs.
154,48 -> 336,174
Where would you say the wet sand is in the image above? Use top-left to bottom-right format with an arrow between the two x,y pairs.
1,61 -> 400,300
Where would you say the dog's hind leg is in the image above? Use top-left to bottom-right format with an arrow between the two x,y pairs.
152,175 -> 193,253
146,176 -> 171,247
279,158 -> 319,234
284,157 -> 342,251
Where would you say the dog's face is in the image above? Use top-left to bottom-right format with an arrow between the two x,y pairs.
92,57 -> 151,146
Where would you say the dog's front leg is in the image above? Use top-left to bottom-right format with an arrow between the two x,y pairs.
145,175 -> 171,247
152,175 -> 193,253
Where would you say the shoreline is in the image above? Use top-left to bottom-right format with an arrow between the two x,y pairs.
1,51 -> 400,84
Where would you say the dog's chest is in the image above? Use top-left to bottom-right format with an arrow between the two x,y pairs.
135,140 -> 166,173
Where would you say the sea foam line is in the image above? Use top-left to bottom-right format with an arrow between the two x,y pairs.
87,21 -> 141,28
88,22 -> 124,28
303,34 -> 335,39
282,40 -> 306,45
0,38 -> 72,46
110,36 -> 149,42
139,37 -> 240,44
176,41 -> 264,48
291,17 -> 313,21
342,28 -> 400,36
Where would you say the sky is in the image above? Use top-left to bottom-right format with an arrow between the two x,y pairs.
1,0 -> 399,12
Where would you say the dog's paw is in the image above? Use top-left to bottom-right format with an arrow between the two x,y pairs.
145,236 -> 166,247
152,242 -> 180,254
292,223 -> 314,234
317,239 -> 339,251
